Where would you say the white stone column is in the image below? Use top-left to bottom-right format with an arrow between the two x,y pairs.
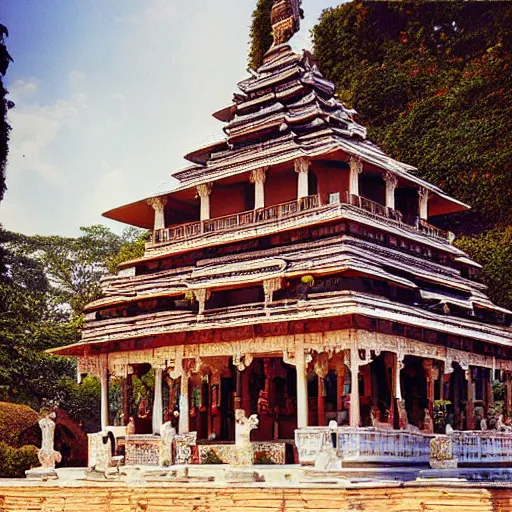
147,196 -> 168,231
250,168 -> 267,209
295,348 -> 308,428
349,348 -> 360,427
418,187 -> 430,220
100,361 -> 109,431
295,157 -> 310,199
179,373 -> 190,434
395,352 -> 404,401
384,172 -> 398,211
197,183 -> 213,221
152,367 -> 163,434
349,156 -> 363,198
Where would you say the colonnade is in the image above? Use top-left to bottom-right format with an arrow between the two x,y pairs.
147,156 -> 433,232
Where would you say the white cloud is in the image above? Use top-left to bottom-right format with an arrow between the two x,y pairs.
117,0 -> 175,26
7,90 -> 85,185
88,160 -> 129,216
9,78 -> 39,98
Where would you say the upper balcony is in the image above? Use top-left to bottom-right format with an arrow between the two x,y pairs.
125,155 -> 464,258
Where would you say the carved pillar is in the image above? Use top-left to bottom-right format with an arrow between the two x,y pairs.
179,373 -> 190,434
241,366 -> 251,418
250,167 -> 267,210
295,346 -> 308,428
294,157 -> 310,199
335,357 -> 346,414
485,368 -> 494,414
314,353 -> 329,427
152,367 -> 164,434
395,350 -> 404,401
147,196 -> 168,231
349,156 -> 363,198
349,347 -> 360,427
234,368 -> 242,411
506,372 -> 512,419
423,359 -> 435,416
99,358 -> 109,431
384,172 -> 398,211
193,288 -> 211,318
197,183 -> 213,221
466,367 -> 475,430
122,371 -> 133,426
418,187 -> 430,220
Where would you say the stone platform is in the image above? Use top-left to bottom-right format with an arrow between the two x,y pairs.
3,466 -> 512,511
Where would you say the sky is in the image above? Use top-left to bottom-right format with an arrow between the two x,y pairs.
0,0 -> 345,237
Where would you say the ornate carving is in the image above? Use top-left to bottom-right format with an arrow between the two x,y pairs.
263,277 -> 282,306
294,156 -> 310,175
249,167 -> 268,185
146,196 -> 167,212
193,288 -> 211,316
37,413 -> 62,470
383,172 -> 398,188
349,156 -> 363,175
418,187 -> 430,201
196,183 -> 213,198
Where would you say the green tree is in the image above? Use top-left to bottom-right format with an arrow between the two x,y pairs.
0,24 -> 13,202
249,0 -> 274,69
0,224 -> 148,427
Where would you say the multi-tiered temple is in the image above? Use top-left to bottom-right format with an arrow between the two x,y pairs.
53,0 -> 512,467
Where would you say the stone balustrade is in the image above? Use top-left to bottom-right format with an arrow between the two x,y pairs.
296,426 -> 512,467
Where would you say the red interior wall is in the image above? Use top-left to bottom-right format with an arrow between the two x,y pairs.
210,183 -> 247,218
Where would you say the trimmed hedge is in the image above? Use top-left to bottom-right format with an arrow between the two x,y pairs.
0,402 -> 39,448
0,442 -> 39,478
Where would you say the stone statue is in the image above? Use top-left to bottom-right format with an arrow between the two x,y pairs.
126,416 -> 136,436
160,422 -> 176,466
370,406 -> 393,430
234,409 -> 259,467
496,414 -> 512,433
38,412 -> 62,469
314,420 -> 342,471
26,412 -> 62,479
422,409 -> 434,434
480,418 -> 488,431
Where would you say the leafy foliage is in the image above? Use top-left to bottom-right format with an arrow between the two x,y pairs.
0,23 -> 13,202
312,2 -> 512,308
0,224 -> 147,427
0,442 -> 38,478
249,0 -> 274,70
0,402 -> 39,447
456,227 -> 512,309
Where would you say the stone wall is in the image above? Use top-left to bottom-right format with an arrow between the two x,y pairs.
2,483 -> 512,511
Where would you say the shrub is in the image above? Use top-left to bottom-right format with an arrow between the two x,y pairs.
0,442 -> 39,478
0,402 -> 39,448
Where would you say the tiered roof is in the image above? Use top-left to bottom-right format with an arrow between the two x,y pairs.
103,45 -> 467,228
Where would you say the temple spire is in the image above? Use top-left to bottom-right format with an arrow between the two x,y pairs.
271,0 -> 304,46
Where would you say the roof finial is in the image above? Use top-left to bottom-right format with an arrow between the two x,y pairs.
271,0 -> 304,46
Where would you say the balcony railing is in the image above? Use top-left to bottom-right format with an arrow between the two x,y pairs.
346,193 -> 447,241
153,194 -> 320,244
151,192 -> 448,246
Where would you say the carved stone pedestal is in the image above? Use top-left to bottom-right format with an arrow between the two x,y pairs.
429,435 -> 458,469
25,467 -> 59,480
